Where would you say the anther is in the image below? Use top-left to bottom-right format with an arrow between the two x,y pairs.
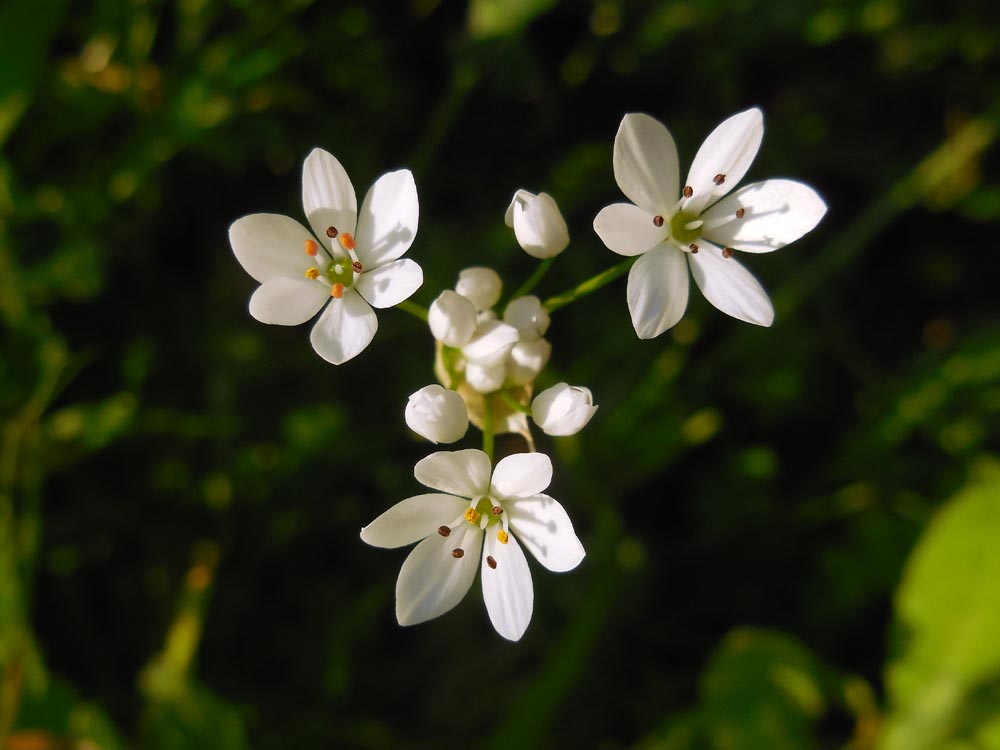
491,506 -> 503,516
688,243 -> 699,253
438,526 -> 451,537
497,529 -> 509,545
736,208 -> 745,219
722,247 -> 734,259
486,555 -> 497,569
305,267 -> 320,280
352,261 -> 363,274
326,226 -> 338,238
304,239 -> 318,256
331,283 -> 344,299
464,508 -> 481,525
653,215 -> 664,227
713,173 -> 726,185
683,185 -> 693,198
452,548 -> 465,559
338,232 -> 356,251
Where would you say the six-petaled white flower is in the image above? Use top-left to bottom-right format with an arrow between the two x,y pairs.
594,109 -> 827,338
229,148 -> 423,364
360,449 -> 586,641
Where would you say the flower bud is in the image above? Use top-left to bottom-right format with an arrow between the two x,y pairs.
429,290 -> 477,348
503,296 -> 550,342
462,319 -> 519,366
405,385 -> 469,443
455,267 -> 502,311
505,190 -> 569,259
508,339 -> 551,386
531,383 -> 598,436
465,361 -> 507,394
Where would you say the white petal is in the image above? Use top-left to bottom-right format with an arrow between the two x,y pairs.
462,320 -> 519,365
593,203 -> 668,257
405,385 -> 469,444
613,113 -> 680,215
481,530 -> 533,641
507,338 -> 551,386
491,452 -> 552,499
507,190 -> 570,259
465,361 -> 507,394
360,493 -> 470,549
701,179 -> 827,253
531,383 -> 598,436
414,449 -> 491,498
428,290 -> 478,348
356,258 -> 423,308
507,494 -> 586,572
248,277 -> 329,325
626,245 -> 690,339
308,288 -> 377,364
355,169 -> 419,268
503,296 -> 549,340
302,148 -> 357,246
229,213 -> 317,283
687,241 -> 774,326
683,108 -> 763,214
455,267 -> 502,311
396,522 -> 481,626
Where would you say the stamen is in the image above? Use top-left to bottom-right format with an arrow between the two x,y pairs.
464,508 -> 481,525
438,526 -> 451,537
352,260 -> 363,274
722,247 -> 734,259
736,208 -> 745,219
490,506 -> 503,516
452,548 -> 465,559
683,185 -> 693,198
304,239 -> 318,256
497,529 -> 509,545
326,226 -> 338,238
713,173 -> 726,185
331,283 -> 344,298
486,555 -> 497,569
653,215 -> 664,227
305,267 -> 320,280
688,243 -> 699,254
338,232 -> 356,251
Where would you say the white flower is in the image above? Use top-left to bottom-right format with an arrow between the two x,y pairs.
505,190 -> 570,259
532,383 -> 598,436
405,385 -> 469,444
455,267 -> 502,311
593,109 -> 827,338
229,148 -> 423,364
360,449 -> 585,641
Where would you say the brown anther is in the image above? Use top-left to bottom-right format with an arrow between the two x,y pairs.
486,555 -> 497,569
491,506 -> 503,516
326,226 -> 339,238
683,185 -> 693,198
722,247 -> 734,259
331,283 -> 345,299
653,215 -> 664,227
438,526 -> 451,537
735,208 -> 745,219
713,173 -> 726,185
452,548 -> 465,559
688,243 -> 699,253
351,261 -> 363,274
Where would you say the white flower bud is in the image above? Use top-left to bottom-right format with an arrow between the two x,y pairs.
455,267 -> 502,311
462,319 -> 518,366
429,290 -> 477,348
504,190 -> 569,259
531,383 -> 598,436
405,385 -> 469,444
503,296 -> 550,341
465,361 -> 507,394
508,338 -> 551,386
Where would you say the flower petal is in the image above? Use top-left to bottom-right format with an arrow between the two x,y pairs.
229,213 -> 317,283
481,529 -> 533,641
683,108 -> 763,215
414,449 -> 491,498
428,290 -> 478,348
395,522 -> 481,626
593,203 -> 668,257
701,179 -> 827,253
355,169 -> 419,268
507,338 -> 551,386
507,494 -> 586,572
626,245 -> 689,339
356,258 -> 423,309
248,277 -> 329,325
687,240 -> 774,326
491,453 -> 552,499
308,288 -> 377,364
613,113 -> 680,215
302,148 -> 357,247
360,493 -> 470,549
462,319 -> 519,365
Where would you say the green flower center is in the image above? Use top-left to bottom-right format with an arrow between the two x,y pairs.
669,210 -> 702,245
325,257 -> 356,288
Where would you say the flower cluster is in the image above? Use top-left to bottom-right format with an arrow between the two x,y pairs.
228,109 -> 825,640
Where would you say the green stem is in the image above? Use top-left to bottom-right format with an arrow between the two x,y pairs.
499,389 -> 531,414
509,258 -> 555,303
543,257 -> 636,313
482,395 -> 494,463
396,300 -> 428,322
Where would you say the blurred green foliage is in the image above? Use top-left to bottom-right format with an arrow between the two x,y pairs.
0,0 -> 998,748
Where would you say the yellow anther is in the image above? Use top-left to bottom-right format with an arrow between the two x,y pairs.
331,283 -> 344,299
305,267 -> 320,280
338,232 -> 356,251
464,508 -> 481,525
497,529 -> 509,545
304,239 -> 318,256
